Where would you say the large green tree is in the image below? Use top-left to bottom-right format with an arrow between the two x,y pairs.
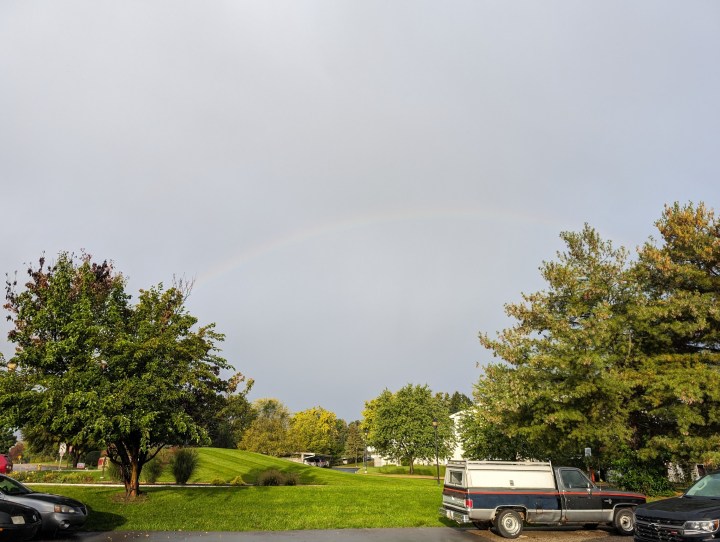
290,406 -> 342,456
238,398 -> 293,456
0,253 -> 237,498
0,427 -> 15,453
467,203 -> 720,473
363,384 -> 454,474
343,421 -> 365,464
470,225 -> 637,464
630,202 -> 720,468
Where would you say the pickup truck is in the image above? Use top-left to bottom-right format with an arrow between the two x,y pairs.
634,470 -> 720,542
440,460 -> 646,538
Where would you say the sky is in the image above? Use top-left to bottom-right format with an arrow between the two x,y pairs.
1,1 -> 718,422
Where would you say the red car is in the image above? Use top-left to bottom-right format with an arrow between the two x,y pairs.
0,454 -> 12,474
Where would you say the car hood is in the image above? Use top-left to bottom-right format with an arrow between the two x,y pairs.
3,492 -> 84,510
636,497 -> 720,520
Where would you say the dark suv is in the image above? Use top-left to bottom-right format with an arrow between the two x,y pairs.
634,472 -> 720,541
0,455 -> 12,474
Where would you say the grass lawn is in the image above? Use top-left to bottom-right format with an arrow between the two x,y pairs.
24,448 -> 451,532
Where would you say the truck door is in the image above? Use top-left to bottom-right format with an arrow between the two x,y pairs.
558,468 -> 604,523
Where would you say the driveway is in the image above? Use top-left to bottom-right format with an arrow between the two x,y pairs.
50,527 -> 629,542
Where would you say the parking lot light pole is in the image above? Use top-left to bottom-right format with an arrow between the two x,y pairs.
433,418 -> 440,484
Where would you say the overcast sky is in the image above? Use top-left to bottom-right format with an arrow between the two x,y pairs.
1,1 -> 718,422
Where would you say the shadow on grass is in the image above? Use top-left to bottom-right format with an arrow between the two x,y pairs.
83,504 -> 127,531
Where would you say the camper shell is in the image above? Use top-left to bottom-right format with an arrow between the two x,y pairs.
440,460 -> 645,538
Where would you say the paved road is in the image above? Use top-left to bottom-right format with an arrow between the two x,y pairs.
49,527 -> 629,542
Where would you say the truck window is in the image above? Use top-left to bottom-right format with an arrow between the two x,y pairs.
448,470 -> 464,486
560,469 -> 591,489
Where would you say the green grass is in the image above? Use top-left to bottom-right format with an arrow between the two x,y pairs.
23,448 -> 451,532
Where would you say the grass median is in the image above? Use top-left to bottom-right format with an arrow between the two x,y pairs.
24,449 -> 450,532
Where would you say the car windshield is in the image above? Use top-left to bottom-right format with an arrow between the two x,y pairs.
0,476 -> 32,496
685,474 -> 720,498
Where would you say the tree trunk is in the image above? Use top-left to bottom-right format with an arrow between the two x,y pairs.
409,459 -> 415,474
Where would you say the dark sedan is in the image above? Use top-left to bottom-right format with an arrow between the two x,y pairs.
0,474 -> 87,535
0,499 -> 42,541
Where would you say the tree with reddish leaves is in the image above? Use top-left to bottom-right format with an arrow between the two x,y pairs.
0,252 -> 243,498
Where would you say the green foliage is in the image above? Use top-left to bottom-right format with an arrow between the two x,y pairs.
0,427 -> 16,453
343,421 -> 365,463
290,406 -> 342,456
170,448 -> 200,485
0,253 -> 240,498
208,378 -> 255,448
609,454 -> 674,496
469,202 -> 720,476
238,399 -> 293,456
257,469 -> 299,486
363,384 -> 454,474
141,457 -> 165,484
84,451 -> 102,467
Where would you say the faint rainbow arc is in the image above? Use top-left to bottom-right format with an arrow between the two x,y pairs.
195,205 -> 561,286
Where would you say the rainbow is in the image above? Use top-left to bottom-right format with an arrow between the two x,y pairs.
195,204 -> 564,286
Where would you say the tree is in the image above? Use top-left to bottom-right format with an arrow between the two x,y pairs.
290,406 -> 341,456
436,391 -> 473,414
344,421 -> 365,464
467,204 -> 720,474
469,225 -> 639,465
208,374 -> 255,448
630,202 -> 720,469
238,398 -> 293,456
363,384 -> 454,474
0,427 -> 15,453
0,253 -> 236,498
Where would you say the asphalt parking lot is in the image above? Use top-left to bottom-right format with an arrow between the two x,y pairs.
49,527 -> 630,542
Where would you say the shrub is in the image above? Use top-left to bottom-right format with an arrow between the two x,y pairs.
105,460 -> 123,482
84,450 -> 102,467
170,448 -> 199,485
609,456 -> 674,496
283,472 -> 299,486
142,458 -> 165,484
257,469 -> 285,486
229,475 -> 245,486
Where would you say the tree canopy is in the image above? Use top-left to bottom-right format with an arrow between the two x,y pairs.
290,406 -> 342,456
465,203 -> 720,476
238,398 -> 293,456
363,383 -> 454,474
0,253 -> 240,497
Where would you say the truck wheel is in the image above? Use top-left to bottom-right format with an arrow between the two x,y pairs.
494,509 -> 524,539
614,508 -> 635,536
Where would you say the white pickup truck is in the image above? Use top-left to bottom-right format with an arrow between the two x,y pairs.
440,460 -> 646,538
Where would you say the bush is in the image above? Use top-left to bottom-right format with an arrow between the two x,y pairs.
283,472 -> 299,486
257,469 -> 298,486
142,458 -> 165,484
257,469 -> 285,486
229,475 -> 245,486
105,460 -> 123,482
170,448 -> 199,485
609,456 -> 674,496
84,450 -> 102,467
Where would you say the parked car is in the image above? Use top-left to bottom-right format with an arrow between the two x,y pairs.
0,455 -> 11,474
441,460 -> 646,538
0,474 -> 87,535
634,471 -> 720,542
0,500 -> 42,541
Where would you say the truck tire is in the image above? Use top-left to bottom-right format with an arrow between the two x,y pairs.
614,508 -> 635,536
494,509 -> 524,539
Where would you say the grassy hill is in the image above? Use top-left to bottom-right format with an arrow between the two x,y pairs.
31,448 -> 449,532
179,448 -> 345,485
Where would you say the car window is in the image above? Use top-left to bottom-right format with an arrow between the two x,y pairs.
686,474 -> 720,498
0,477 -> 31,495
